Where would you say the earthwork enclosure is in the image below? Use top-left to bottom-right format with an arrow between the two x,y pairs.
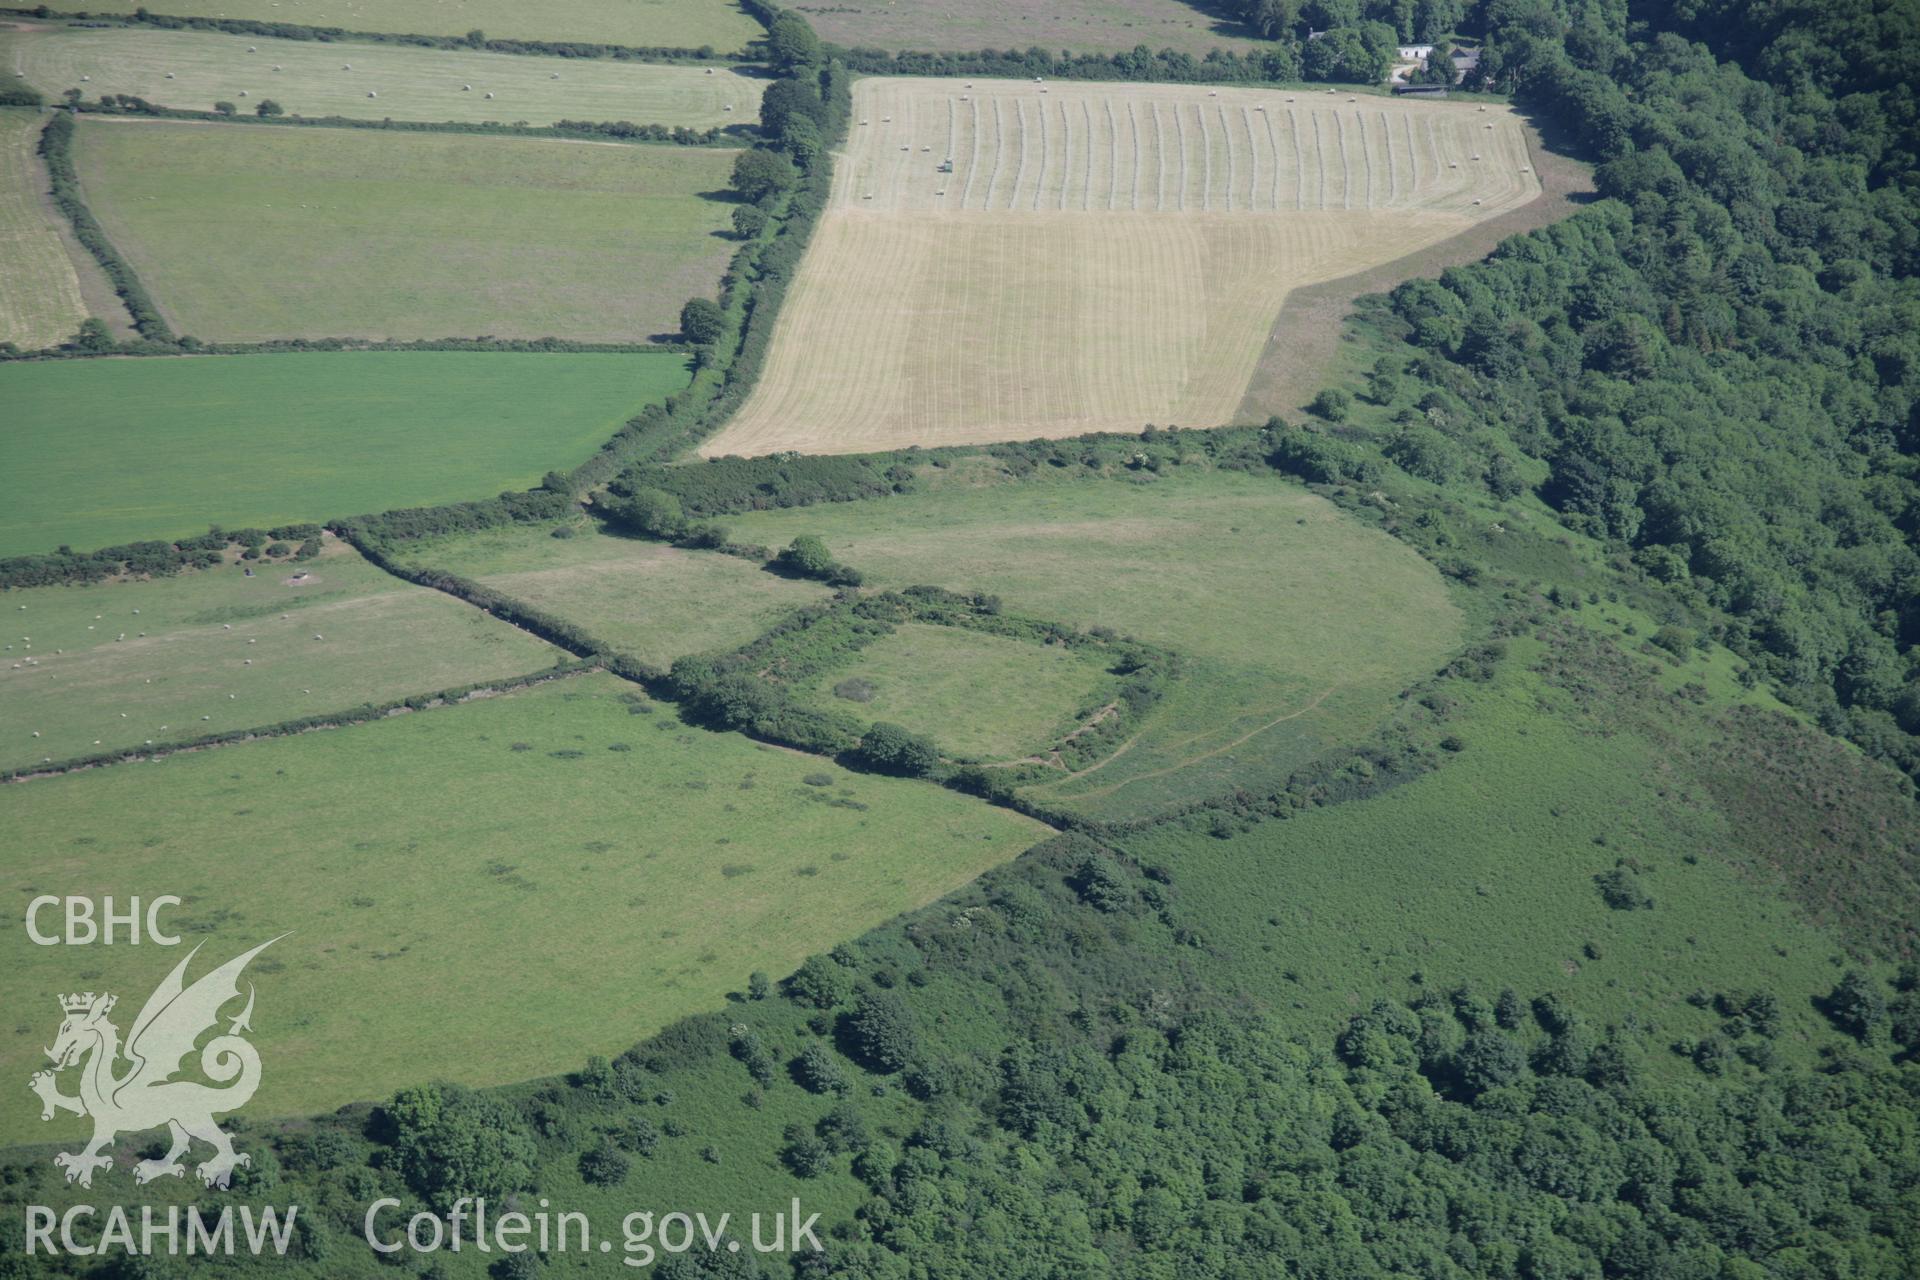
705,77 -> 1541,457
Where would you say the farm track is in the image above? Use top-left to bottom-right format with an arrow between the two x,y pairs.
708,77 -> 1545,457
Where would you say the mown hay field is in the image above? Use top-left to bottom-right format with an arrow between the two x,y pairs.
73,120 -> 741,341
805,0 -> 1268,57
392,515 -> 833,669
0,538 -> 562,773
720,466 -> 1464,820
2,26 -> 765,127
0,673 -> 1044,1140
704,77 -> 1540,457
0,108 -> 87,348
0,351 -> 689,556
54,0 -> 766,52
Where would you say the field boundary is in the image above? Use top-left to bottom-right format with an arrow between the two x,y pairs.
2,332 -> 693,362
0,657 -> 596,782
53,96 -> 745,147
35,109 -> 171,340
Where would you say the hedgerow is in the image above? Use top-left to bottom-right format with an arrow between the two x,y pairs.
37,111 -> 173,342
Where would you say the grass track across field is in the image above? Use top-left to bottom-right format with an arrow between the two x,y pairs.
73,119 -> 741,342
391,516 -> 834,670
0,107 -> 88,348
0,672 -> 1045,1141
42,0 -> 766,52
0,538 -> 565,772
1134,627 -> 1865,1070
0,350 -> 691,557
719,466 -> 1464,820
2,26 -> 766,128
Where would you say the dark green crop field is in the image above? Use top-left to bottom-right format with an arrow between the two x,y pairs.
0,352 -> 688,556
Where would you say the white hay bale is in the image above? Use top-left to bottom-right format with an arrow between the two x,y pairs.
368,90 -> 377,98
485,92 -> 494,99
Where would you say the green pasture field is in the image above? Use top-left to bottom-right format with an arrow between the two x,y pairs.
0,108 -> 89,349
2,26 -> 766,128
720,466 -> 1465,820
392,515 -> 831,669
51,0 -> 766,52
0,672 -> 1044,1142
73,120 -> 741,341
0,351 -> 689,557
1132,624 -> 1857,1070
797,622 -> 1115,762
0,538 -> 563,772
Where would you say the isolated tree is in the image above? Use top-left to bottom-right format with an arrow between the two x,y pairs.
786,954 -> 852,1009
855,722 -> 940,777
731,205 -> 768,239
730,148 -> 798,202
254,97 -> 283,117
213,100 -> 236,116
577,1141 -> 630,1187
1308,387 -> 1352,422
767,12 -> 822,68
610,487 -> 685,538
1071,855 -> 1132,913
778,534 -> 836,578
679,296 -> 725,344
71,317 -> 114,353
748,971 -> 771,1001
780,113 -> 824,166
847,991 -> 918,1072
387,1083 -> 534,1210
1366,357 -> 1400,405
1455,1029 -> 1526,1094
759,76 -> 824,135
1827,970 -> 1889,1044
795,1042 -> 849,1095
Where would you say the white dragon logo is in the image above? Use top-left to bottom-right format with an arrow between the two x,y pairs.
29,936 -> 282,1189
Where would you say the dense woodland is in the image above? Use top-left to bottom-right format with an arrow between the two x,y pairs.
1277,0 -> 1920,783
